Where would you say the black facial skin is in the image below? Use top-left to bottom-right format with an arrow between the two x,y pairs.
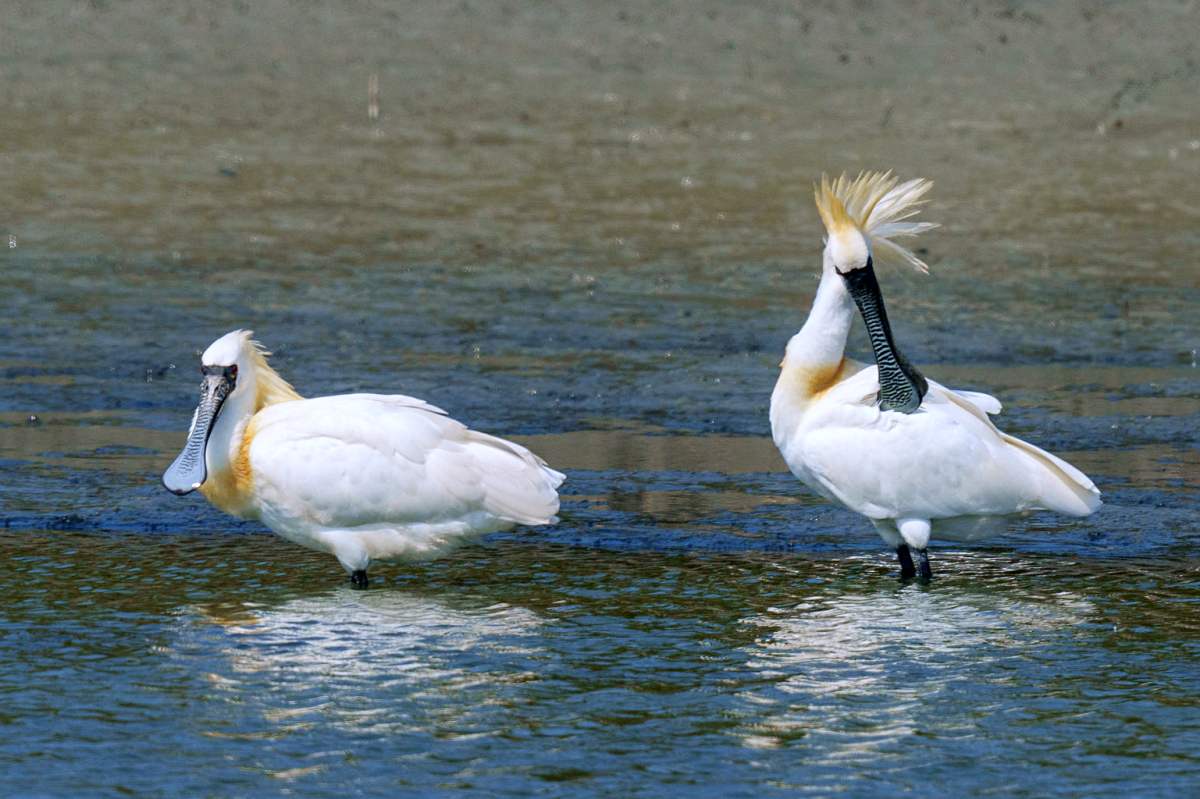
201,364 -> 238,381
161,364 -> 239,495
837,257 -> 928,413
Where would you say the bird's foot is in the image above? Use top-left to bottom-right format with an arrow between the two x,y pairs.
896,545 -> 917,581
916,549 -> 932,583
350,570 -> 370,590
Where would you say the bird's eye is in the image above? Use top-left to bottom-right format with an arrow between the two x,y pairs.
229,365 -> 238,376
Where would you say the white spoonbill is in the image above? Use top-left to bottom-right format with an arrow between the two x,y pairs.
163,330 -> 565,588
770,172 -> 1100,580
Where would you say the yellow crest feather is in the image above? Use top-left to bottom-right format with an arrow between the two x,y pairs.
813,170 -> 939,273
237,332 -> 303,408
814,175 -> 857,237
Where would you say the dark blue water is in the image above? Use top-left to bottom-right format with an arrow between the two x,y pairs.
3,533 -> 1199,798
3,248 -> 1197,798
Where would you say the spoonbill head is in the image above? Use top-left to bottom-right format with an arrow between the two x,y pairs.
163,329 -> 297,498
815,190 -> 870,276
163,330 -> 565,588
771,172 -> 1100,581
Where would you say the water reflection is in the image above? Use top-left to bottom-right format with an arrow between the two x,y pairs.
2,529 -> 1198,795
734,568 -> 1094,755
186,590 -> 544,699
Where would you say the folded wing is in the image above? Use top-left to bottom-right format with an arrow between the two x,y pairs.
797,368 -> 1100,520
246,394 -> 563,530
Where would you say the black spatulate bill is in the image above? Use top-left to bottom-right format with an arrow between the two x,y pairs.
839,257 -> 927,413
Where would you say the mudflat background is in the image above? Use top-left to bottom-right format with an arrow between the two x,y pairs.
3,1 -> 1198,270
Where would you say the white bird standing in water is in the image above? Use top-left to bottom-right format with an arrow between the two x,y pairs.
163,330 -> 565,588
770,172 -> 1100,580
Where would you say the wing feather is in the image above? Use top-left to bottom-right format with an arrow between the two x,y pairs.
247,394 -> 562,531
790,370 -> 1098,519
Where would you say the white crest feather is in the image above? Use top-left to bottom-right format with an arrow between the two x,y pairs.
815,171 -> 938,273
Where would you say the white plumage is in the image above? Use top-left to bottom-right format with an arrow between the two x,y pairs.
776,366 -> 1099,526
771,172 -> 1100,578
163,331 -> 564,586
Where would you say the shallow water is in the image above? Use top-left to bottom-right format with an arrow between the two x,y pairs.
2,2 -> 1199,797
3,533 -> 1199,797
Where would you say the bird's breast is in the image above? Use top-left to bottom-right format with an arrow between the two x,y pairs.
198,414 -> 260,518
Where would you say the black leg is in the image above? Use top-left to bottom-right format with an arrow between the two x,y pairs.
916,549 -> 932,583
896,545 -> 916,581
350,569 -> 369,590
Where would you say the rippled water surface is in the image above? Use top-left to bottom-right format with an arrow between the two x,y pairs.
2,2 -> 1199,797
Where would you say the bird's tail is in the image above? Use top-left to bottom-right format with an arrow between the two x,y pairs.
464,432 -> 564,526
941,386 -> 1101,517
1003,433 -> 1102,516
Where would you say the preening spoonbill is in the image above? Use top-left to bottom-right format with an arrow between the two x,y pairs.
163,330 -> 565,588
770,172 -> 1100,580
